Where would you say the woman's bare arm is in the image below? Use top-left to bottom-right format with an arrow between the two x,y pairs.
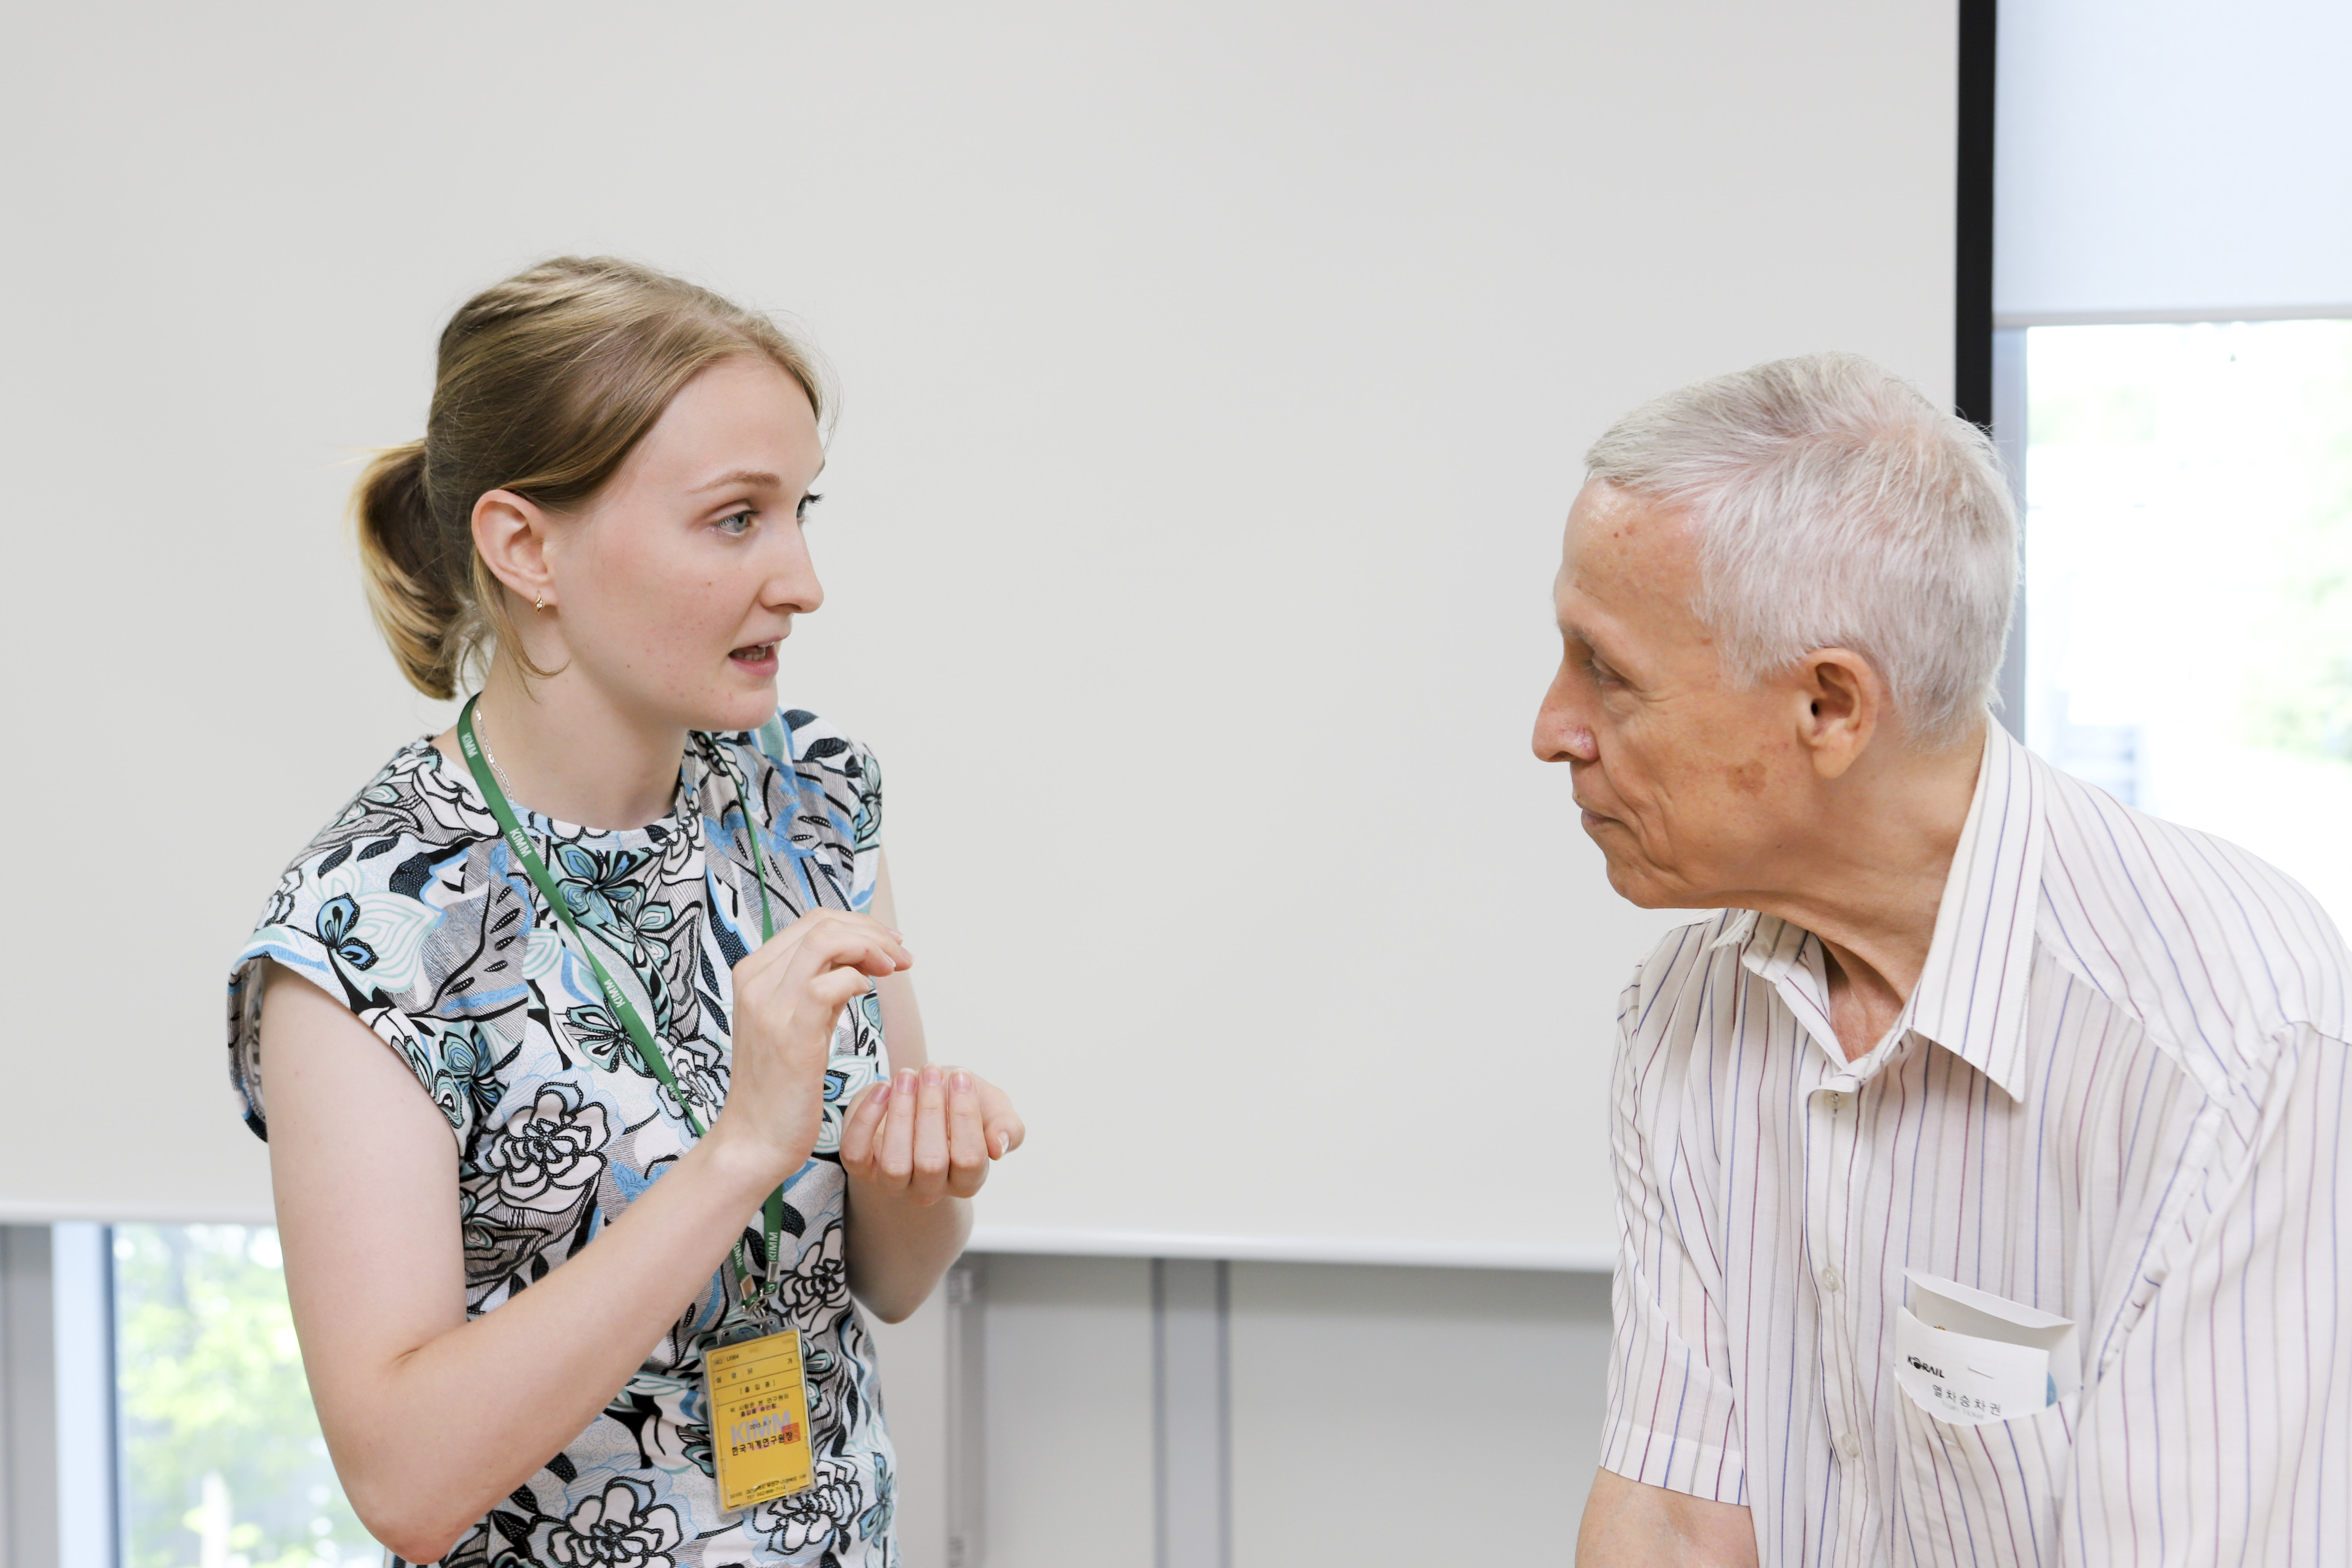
265,908 -> 907,1562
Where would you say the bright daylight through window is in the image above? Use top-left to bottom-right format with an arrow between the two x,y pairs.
113,1226 -> 369,1568
2025,318 -> 2352,936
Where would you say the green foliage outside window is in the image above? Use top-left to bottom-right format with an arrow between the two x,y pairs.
115,1225 -> 374,1568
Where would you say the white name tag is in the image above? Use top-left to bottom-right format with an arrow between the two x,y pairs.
1894,1307 -> 2050,1423
1892,1270 -> 2078,1426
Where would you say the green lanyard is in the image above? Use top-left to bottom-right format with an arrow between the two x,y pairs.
457,695 -> 787,1306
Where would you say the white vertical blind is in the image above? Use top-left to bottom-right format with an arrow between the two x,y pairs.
0,0 -> 1957,1259
1997,0 -> 2352,323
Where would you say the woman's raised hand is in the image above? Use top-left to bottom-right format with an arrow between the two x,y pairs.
713,910 -> 912,1181
839,1066 -> 1025,1205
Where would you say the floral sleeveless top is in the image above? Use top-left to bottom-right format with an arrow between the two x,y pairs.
228,709 -> 898,1568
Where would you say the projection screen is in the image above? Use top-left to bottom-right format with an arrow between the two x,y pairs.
0,0 -> 1956,1268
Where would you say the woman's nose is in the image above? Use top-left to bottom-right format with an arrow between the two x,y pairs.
763,539 -> 824,614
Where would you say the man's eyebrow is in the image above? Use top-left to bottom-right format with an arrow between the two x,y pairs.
691,468 -> 786,494
1559,618 -> 1632,673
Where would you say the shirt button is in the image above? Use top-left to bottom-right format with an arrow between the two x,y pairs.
1843,1433 -> 1863,1459
1824,1091 -> 1844,1110
1821,1267 -> 1843,1293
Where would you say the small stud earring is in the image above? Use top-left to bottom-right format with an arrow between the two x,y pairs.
534,592 -> 546,611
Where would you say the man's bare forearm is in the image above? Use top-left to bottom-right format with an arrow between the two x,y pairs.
1577,1469 -> 1758,1568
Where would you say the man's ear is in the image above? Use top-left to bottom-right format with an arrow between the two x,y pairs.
472,489 -> 554,610
1794,648 -> 1884,780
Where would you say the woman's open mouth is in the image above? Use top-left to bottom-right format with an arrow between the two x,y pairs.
729,641 -> 779,671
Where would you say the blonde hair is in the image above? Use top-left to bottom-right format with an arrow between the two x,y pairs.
354,257 -> 827,698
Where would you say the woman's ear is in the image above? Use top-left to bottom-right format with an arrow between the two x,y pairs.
1795,648 -> 1884,780
472,489 -> 555,611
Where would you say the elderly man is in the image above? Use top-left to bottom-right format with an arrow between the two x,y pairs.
1540,354 -> 2350,1567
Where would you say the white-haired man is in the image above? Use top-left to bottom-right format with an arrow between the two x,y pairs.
1541,353 -> 2350,1568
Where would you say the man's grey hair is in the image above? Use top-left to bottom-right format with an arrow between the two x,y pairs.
1584,351 -> 2017,748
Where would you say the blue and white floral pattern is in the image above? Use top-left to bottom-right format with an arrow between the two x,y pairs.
229,709 -> 896,1568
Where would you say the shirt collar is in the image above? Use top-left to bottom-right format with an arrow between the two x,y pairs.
1710,723 -> 2049,1097
1905,723 -> 2047,1097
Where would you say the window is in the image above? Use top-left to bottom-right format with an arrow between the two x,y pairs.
2023,318 -> 2352,934
112,1226 -> 371,1568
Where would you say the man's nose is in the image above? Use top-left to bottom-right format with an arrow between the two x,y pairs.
1532,676 -> 1599,764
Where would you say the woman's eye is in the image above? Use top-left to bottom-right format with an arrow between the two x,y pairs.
796,492 -> 824,523
716,508 -> 756,537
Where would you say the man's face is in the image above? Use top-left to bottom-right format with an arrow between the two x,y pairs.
1531,481 -> 1810,908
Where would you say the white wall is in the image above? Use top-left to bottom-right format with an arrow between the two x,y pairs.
980,1259 -> 1161,1566
874,1256 -> 1613,1568
1230,1262 -> 1611,1563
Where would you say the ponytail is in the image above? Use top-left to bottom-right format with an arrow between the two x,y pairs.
353,439 -> 474,700
349,256 -> 828,701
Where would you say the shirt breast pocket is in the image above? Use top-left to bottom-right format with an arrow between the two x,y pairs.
1892,1381 -> 2078,1568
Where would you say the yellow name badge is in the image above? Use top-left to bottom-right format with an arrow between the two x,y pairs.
705,1330 -> 815,1510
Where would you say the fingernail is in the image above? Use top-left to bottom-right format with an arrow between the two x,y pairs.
897,1069 -> 918,1095
873,1080 -> 891,1104
992,1133 -> 1008,1157
921,1065 -> 943,1088
952,1070 -> 973,1093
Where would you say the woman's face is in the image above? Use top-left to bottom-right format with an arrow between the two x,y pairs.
538,355 -> 827,735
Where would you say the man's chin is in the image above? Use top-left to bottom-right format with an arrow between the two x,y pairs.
1589,836 -> 1697,911
1603,864 -> 1674,908
1587,832 -> 1655,905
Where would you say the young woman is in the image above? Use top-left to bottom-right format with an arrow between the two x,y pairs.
228,257 -> 1022,1568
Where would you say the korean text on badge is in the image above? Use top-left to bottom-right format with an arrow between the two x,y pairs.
705,1330 -> 815,1509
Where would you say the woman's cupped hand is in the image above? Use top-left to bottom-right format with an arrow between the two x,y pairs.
840,1064 -> 1025,1205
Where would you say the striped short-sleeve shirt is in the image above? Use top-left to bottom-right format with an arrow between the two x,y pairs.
1600,721 -> 2352,1566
